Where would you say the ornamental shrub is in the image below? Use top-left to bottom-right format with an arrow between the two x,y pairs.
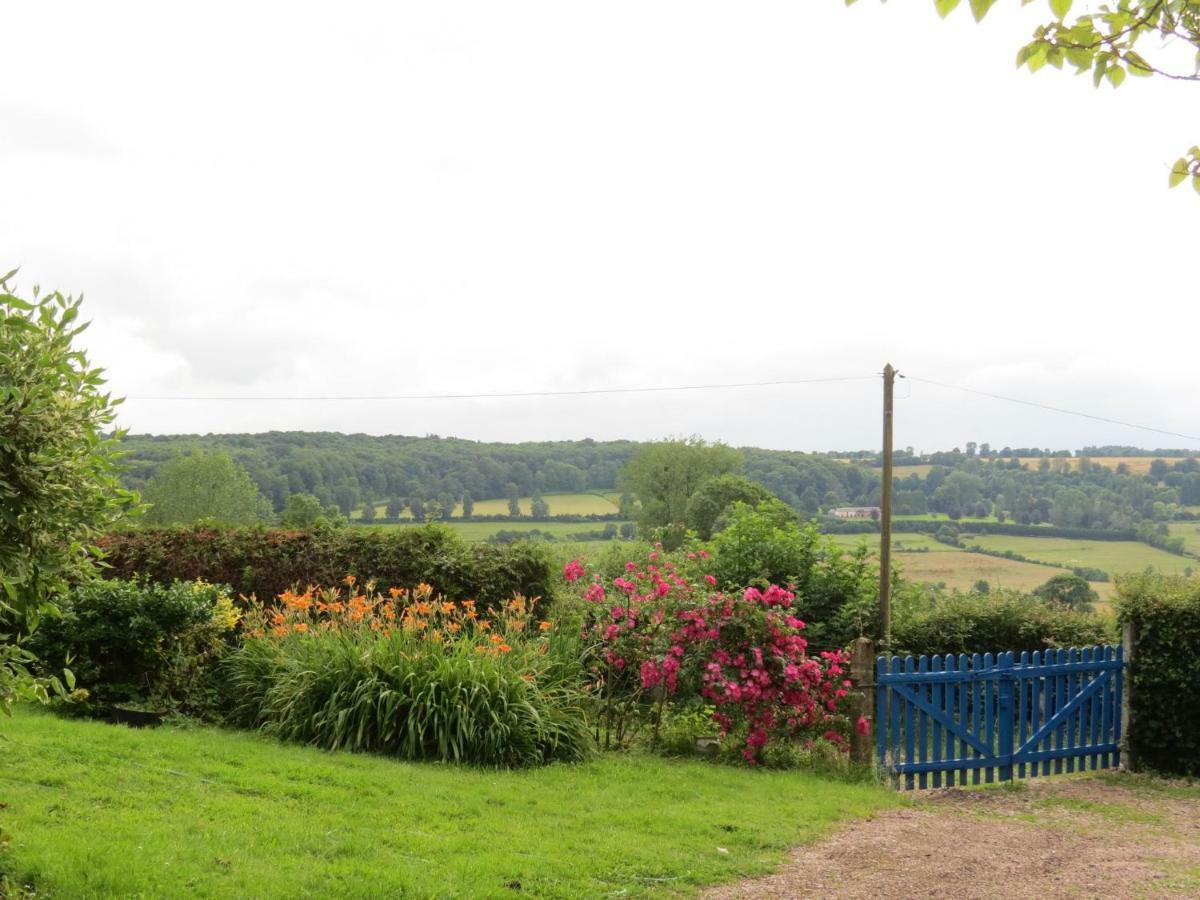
1116,572 -> 1200,776
564,549 -> 853,763
96,525 -> 554,612
30,579 -> 238,708
890,585 -> 1114,657
223,583 -> 592,767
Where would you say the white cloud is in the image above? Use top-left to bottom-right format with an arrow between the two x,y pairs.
2,1 -> 1196,450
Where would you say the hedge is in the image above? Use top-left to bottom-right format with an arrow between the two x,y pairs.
95,525 -> 555,610
1117,572 -> 1200,776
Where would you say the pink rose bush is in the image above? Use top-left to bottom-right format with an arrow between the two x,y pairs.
564,547 -> 852,763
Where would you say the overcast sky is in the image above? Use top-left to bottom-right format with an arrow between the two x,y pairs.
4,1 -> 1197,453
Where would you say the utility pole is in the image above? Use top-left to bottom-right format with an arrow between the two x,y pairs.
880,363 -> 897,649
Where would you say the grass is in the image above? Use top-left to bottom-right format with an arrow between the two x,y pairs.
357,520 -> 631,542
0,708 -> 898,899
967,535 -> 1194,578
1167,521 -> 1200,555
350,492 -> 619,520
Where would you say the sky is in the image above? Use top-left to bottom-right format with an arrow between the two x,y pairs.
3,1 -> 1198,454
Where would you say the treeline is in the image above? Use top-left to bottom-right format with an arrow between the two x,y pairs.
116,432 -> 884,517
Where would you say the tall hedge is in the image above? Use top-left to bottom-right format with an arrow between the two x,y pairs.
96,525 -> 554,609
1117,572 -> 1200,776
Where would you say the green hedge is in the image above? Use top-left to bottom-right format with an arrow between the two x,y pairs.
1117,572 -> 1200,776
96,525 -> 554,610
890,588 -> 1114,657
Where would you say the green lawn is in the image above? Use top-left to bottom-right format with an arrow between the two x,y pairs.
0,709 -> 897,899
967,536 -> 1194,577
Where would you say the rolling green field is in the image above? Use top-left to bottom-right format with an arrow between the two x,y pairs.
967,535 -> 1194,578
0,709 -> 897,899
351,492 -> 619,520
1167,522 -> 1200,555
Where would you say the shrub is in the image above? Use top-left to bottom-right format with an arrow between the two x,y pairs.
709,505 -> 877,646
30,579 -> 238,708
564,549 -> 854,763
891,586 -> 1114,657
223,583 -> 592,767
1116,572 -> 1200,776
96,525 -> 554,612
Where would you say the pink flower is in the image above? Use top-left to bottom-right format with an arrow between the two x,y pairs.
563,559 -> 585,583
704,574 -> 717,587
856,716 -> 870,737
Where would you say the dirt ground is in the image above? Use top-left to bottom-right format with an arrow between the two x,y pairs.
706,773 -> 1200,899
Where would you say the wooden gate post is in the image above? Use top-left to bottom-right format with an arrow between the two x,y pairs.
849,637 -> 875,766
1121,621 -> 1136,772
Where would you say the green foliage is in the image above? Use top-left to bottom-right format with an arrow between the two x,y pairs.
142,450 -> 272,526
224,603 -> 591,767
619,438 -> 742,542
851,0 -> 1200,192
530,492 -> 550,517
279,492 -> 343,530
1033,571 -> 1099,612
709,503 -> 877,646
684,473 -> 777,540
1116,572 -> 1200,776
29,579 -> 237,708
96,524 -> 555,611
0,273 -> 136,713
891,586 -> 1114,656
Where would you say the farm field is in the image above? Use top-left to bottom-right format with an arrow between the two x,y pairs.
358,520 -> 630,542
1014,456 -> 1180,475
1167,521 -> 1200,555
967,535 -> 1194,578
0,708 -> 897,899
828,533 -> 1112,599
351,492 -> 619,520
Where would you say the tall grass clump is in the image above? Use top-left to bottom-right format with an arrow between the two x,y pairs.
223,581 -> 592,767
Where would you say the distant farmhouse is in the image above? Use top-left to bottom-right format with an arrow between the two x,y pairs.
828,506 -> 881,520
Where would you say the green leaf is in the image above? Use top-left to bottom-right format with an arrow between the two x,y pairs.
1193,174 -> 1200,196
1049,0 -> 1072,19
1107,64 -> 1126,87
935,0 -> 962,17
1125,51 -> 1153,76
969,0 -> 996,21
1169,160 -> 1189,189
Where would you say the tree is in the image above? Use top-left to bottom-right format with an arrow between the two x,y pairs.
141,451 -> 272,525
359,501 -> 377,523
461,492 -> 474,519
506,483 -> 522,517
619,438 -> 742,535
619,522 -> 636,540
684,473 -> 777,540
280,492 -> 326,528
531,492 -> 550,518
1034,572 -> 1099,612
1,274 -> 137,711
409,498 -> 426,523
854,0 -> 1200,194
385,496 -> 405,519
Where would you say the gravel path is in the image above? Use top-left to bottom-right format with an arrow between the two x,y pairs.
705,774 -> 1200,899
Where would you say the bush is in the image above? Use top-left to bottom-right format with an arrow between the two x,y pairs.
709,505 -> 877,646
891,586 -> 1114,657
96,525 -> 554,612
223,584 -> 592,767
30,579 -> 238,708
1116,572 -> 1200,776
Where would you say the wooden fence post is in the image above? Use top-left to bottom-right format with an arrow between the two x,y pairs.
849,637 -> 875,767
1120,621 -> 1136,772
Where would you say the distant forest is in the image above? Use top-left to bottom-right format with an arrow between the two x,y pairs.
117,433 -> 1200,539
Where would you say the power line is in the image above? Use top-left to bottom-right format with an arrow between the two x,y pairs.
908,375 -> 1200,444
124,374 -> 877,402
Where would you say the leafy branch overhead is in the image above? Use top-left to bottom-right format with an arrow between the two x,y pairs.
850,0 -> 1200,194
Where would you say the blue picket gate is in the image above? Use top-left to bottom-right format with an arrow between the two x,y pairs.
875,646 -> 1123,789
